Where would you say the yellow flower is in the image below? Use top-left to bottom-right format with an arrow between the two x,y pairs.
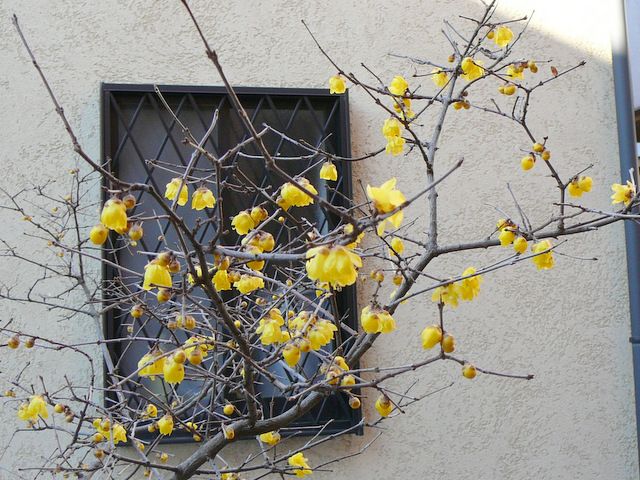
305,245 -> 362,288
385,135 -> 405,156
389,75 -> 409,96
213,269 -> 232,291
250,206 -> 269,224
498,228 -> 516,247
245,245 -> 265,271
89,224 -> 109,245
165,178 -> 189,206
431,283 -> 459,307
360,305 -> 396,334
184,336 -> 213,358
100,198 -> 128,232
431,68 -> 449,88
279,178 -> 318,210
163,356 -> 185,384
531,240 -> 554,270
191,187 -> 216,211
142,261 -> 172,290
513,236 -> 528,254
506,64 -> 524,80
375,395 -> 393,417
234,274 -> 264,294
319,161 -> 338,181
393,97 -> 415,119
611,181 -> 635,206
157,415 -> 174,436
366,178 -> 406,234
288,452 -> 313,477
494,26 -> 514,48
232,210 -> 255,235
457,267 -> 482,301
260,431 -> 281,446
138,350 -> 165,379
146,404 -> 158,418
283,343 -> 301,366
329,74 -> 346,94
461,57 -> 484,81
308,320 -> 338,350
462,364 -> 477,379
389,237 -> 404,256
17,395 -> 48,422
578,176 -> 593,193
382,118 -> 403,139
256,308 -> 286,345
112,423 -> 127,444
421,325 -> 442,349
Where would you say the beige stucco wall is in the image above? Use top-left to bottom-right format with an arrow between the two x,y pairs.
0,0 -> 638,478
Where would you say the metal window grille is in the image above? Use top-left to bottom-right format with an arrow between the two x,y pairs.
101,84 -> 361,440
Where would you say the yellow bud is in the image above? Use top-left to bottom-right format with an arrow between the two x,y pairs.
54,404 -> 64,414
532,142 -> 545,153
94,449 -> 105,459
520,155 -> 535,171
541,150 -> 551,161
462,364 -> 477,379
447,54 -> 455,63
7,336 -> 20,349
223,404 -> 235,416
349,396 -> 361,409
223,424 -> 235,440
160,452 -> 169,463
122,194 -> 136,210
487,29 -> 495,39
130,305 -> 144,319
234,320 -> 242,329
442,333 -> 455,353
93,432 -> 105,443
24,337 -> 35,349
157,288 -> 171,303
184,315 -> 196,330
188,348 -> 203,365
173,350 -> 186,364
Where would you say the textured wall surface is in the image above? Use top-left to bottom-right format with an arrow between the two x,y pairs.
0,0 -> 638,478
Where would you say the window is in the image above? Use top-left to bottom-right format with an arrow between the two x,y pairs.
101,84 -> 361,439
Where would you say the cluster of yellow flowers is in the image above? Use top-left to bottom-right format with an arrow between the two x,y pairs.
496,219 -> 555,270
92,418 -> 127,445
277,178 -> 318,211
91,194 -> 142,246
164,178 -> 217,211
138,337 -> 213,386
431,267 -> 483,308
288,452 -> 313,477
381,117 -> 405,156
305,245 -> 362,288
232,205 -> 268,235
360,305 -> 396,334
567,176 -> 593,198
256,308 -> 288,345
322,355 -> 354,388
521,142 -> 551,171
611,181 -> 636,206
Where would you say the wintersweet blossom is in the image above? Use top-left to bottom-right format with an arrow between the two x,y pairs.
329,74 -> 346,94
319,161 -> 338,181
191,187 -> 216,210
611,181 -> 635,206
431,68 -> 449,88
388,75 -> 409,96
278,178 -> 318,210
494,26 -> 514,48
138,350 -> 165,379
421,325 -> 443,349
142,260 -> 172,291
234,274 -> 264,294
288,452 -> 313,477
164,178 -> 188,206
567,176 -> 593,198
461,57 -> 484,81
259,431 -> 281,446
100,198 -> 128,231
431,283 -> 459,307
360,305 -> 396,334
232,210 -> 255,235
375,395 -> 393,417
457,267 -> 482,301
366,178 -> 406,234
531,240 -> 554,270
305,245 -> 362,288
17,395 -> 48,422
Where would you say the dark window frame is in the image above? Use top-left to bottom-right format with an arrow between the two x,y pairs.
100,83 -> 362,442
